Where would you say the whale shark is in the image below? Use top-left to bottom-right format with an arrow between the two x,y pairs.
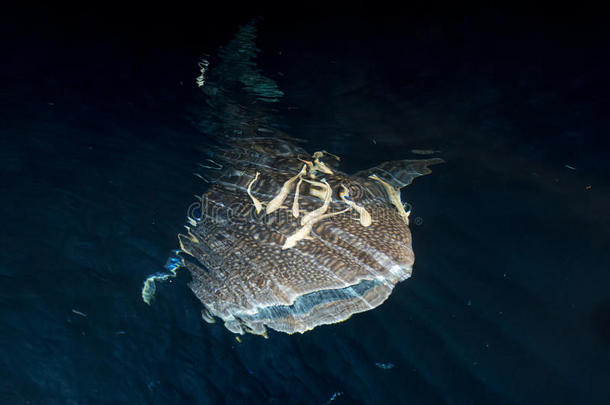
142,19 -> 442,336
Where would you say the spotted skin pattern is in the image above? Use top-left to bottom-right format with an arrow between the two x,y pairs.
177,138 -> 442,335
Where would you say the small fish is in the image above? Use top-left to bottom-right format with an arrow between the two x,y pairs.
565,164 -> 577,170
411,149 -> 441,155
325,391 -> 343,404
146,380 -> 160,392
375,362 -> 395,370
71,309 -> 87,318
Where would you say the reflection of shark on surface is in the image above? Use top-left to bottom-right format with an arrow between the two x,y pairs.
142,19 -> 443,336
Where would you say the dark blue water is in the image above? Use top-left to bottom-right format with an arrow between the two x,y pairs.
2,9 -> 609,404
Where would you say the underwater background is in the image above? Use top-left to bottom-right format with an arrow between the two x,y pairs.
2,4 -> 609,404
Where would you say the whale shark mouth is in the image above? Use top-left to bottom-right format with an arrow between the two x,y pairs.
220,276 -> 405,335
245,279 -> 382,319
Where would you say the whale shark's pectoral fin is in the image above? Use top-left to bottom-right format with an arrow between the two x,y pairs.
354,158 -> 444,189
